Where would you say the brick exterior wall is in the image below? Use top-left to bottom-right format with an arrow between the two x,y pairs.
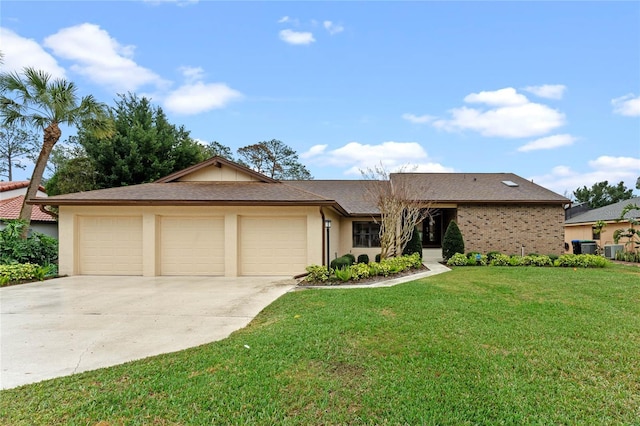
456,203 -> 565,255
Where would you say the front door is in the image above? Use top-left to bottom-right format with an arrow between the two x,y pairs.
422,212 -> 442,247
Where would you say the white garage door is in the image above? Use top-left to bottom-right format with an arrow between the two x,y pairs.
239,216 -> 307,276
78,216 -> 143,275
160,216 -> 225,276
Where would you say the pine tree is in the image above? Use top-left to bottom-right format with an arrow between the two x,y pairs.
402,226 -> 423,258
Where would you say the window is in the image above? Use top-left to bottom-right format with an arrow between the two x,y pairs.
592,225 -> 601,240
353,221 -> 381,248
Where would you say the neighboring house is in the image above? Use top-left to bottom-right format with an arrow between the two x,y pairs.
0,181 -> 58,238
29,157 -> 568,277
564,196 -> 640,254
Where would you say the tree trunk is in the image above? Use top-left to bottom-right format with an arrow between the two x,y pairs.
19,122 -> 61,239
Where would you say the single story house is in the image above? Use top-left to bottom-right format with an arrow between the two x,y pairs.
564,196 -> 640,256
29,157 -> 569,277
0,181 -> 58,238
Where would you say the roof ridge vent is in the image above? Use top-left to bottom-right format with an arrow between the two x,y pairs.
501,180 -> 519,187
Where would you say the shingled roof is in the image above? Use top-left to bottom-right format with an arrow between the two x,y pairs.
565,197 -> 640,224
27,157 -> 568,215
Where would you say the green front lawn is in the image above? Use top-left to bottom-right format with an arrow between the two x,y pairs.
2,265 -> 639,424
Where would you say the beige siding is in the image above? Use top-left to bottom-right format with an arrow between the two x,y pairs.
564,221 -> 634,253
238,216 -> 307,275
77,216 -> 143,275
159,216 -> 225,275
177,164 -> 259,182
59,206 -> 323,277
457,204 -> 565,255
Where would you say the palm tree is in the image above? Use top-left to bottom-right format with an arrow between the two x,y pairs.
0,67 -> 112,236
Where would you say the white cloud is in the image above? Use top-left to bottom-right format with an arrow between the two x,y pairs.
464,87 -> 529,106
278,16 -> 293,24
517,134 -> 577,152
612,94 -> 640,117
43,23 -> 167,92
529,155 -> 640,196
163,68 -> 243,115
303,141 -> 454,176
402,113 -> 435,124
300,144 -> 328,159
279,29 -> 315,45
0,27 -> 66,78
323,21 -> 344,35
431,87 -> 566,138
523,84 -> 567,100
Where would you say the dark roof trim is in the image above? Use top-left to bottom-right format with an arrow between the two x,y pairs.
154,156 -> 278,184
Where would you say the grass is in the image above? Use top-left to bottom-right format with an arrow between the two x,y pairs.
2,264 -> 639,424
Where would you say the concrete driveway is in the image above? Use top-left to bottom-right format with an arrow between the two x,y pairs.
0,275 -> 297,390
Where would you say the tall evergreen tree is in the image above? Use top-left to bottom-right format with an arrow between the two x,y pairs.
442,220 -> 464,261
573,180 -> 634,208
79,93 -> 205,188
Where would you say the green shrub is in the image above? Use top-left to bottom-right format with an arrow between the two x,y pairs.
548,254 -> 559,262
357,254 -> 370,264
486,251 -> 502,262
509,256 -> 523,266
330,256 -> 352,270
554,254 -> 609,268
446,253 -> 468,266
334,266 -> 353,282
343,253 -> 356,264
520,255 -> 553,267
442,221 -> 464,261
489,253 -> 511,266
615,251 -> 640,263
0,220 -> 58,266
350,263 -> 370,280
402,226 -> 422,258
368,261 -> 390,277
304,265 -> 331,283
0,263 -> 41,284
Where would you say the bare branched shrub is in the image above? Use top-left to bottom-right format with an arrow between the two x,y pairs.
361,163 -> 431,259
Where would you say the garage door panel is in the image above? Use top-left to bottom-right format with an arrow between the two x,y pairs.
160,216 -> 224,276
78,216 -> 143,275
239,216 -> 307,276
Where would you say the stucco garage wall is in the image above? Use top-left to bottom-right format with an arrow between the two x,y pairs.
456,203 -> 565,255
564,222 -> 632,254
58,205 -> 323,277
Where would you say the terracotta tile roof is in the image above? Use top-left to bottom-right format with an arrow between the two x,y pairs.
30,181 -> 347,212
0,181 -> 46,192
389,173 -> 569,203
0,196 -> 56,222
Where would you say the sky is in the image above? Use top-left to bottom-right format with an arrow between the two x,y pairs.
1,0 -> 639,198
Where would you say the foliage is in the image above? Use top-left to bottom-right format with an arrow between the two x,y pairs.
554,254 -> 609,268
486,251 -> 502,262
330,256 -> 353,270
0,263 -> 57,285
402,226 -> 423,258
350,262 -> 371,280
78,93 -> 205,188
237,139 -> 312,180
442,220 -> 464,261
334,266 -> 353,282
446,252 -> 468,266
0,67 -> 112,234
304,265 -> 331,282
573,180 -> 634,208
357,254 -> 369,264
0,122 -> 38,180
0,219 -> 58,265
615,250 -> 640,263
46,155 -> 98,195
342,253 -> 356,264
612,203 -> 640,252
489,253 -> 511,266
361,163 -> 430,259
199,141 -> 234,161
520,254 -> 553,267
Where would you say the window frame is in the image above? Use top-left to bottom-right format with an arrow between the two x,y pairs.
352,221 -> 381,248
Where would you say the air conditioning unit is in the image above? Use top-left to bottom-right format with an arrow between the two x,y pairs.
604,244 -> 624,260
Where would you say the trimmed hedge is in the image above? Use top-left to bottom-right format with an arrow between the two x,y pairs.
0,263 -> 58,286
447,253 -> 609,268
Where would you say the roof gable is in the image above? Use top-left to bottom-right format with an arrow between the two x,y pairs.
155,157 -> 277,183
